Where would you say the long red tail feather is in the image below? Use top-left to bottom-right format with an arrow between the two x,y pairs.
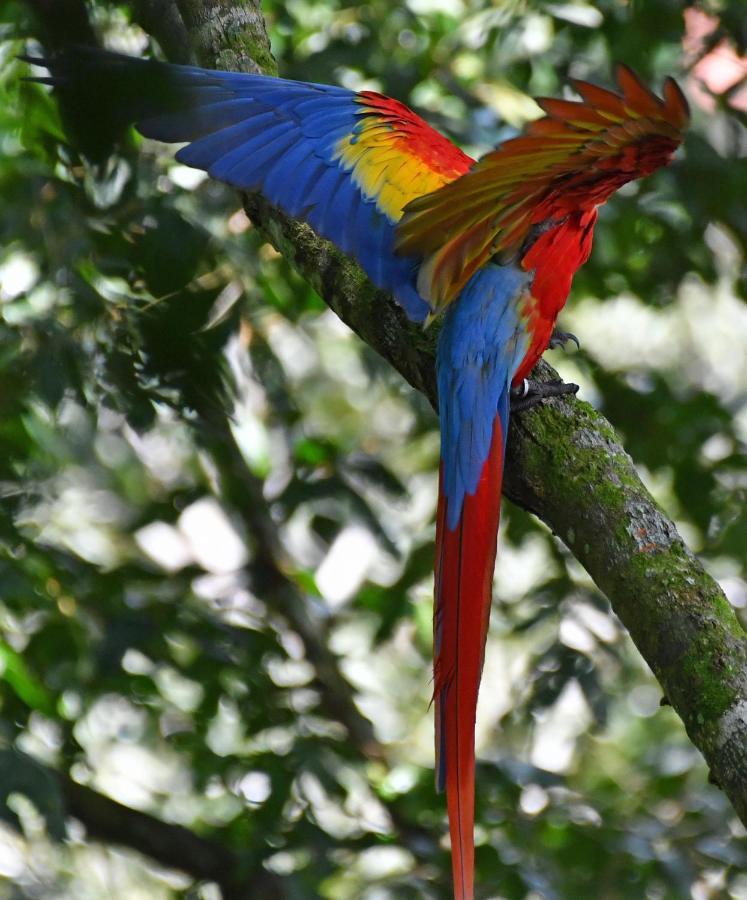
434,416 -> 505,900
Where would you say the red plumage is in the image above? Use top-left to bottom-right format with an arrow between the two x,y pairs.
434,417 -> 505,900
514,209 -> 597,384
356,91 -> 474,179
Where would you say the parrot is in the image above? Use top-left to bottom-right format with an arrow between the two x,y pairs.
27,48 -> 689,899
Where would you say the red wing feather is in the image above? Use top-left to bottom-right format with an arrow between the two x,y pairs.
397,67 -> 690,311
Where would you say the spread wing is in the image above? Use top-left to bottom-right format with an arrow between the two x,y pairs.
27,49 -> 474,322
396,64 -> 690,313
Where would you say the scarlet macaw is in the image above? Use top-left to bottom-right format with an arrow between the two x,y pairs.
29,49 -> 689,899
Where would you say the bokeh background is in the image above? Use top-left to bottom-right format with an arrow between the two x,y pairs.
1,1 -> 746,897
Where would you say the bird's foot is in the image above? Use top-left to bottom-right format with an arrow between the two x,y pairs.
549,330 -> 580,351
510,378 -> 579,412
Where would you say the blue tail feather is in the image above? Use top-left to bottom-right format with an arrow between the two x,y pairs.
437,265 -> 533,529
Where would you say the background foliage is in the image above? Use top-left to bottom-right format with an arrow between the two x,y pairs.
1,0 -> 746,897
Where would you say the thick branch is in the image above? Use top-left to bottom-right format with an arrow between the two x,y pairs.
504,380 -> 747,820
54,765 -> 282,898
132,0 -> 195,65
191,405 -> 384,761
180,1 -> 747,826
175,0 -> 276,74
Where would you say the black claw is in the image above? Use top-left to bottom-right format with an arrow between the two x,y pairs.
549,330 -> 580,351
511,379 -> 579,413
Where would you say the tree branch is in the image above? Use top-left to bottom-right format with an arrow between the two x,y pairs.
175,0 -> 276,74
502,368 -> 747,823
191,404 -> 385,762
131,0 -> 195,65
178,0 -> 747,826
50,763 -> 281,898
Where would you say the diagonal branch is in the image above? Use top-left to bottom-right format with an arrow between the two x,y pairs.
45,760 -> 280,898
175,0 -> 276,74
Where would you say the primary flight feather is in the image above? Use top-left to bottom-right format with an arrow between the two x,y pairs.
28,48 -> 689,898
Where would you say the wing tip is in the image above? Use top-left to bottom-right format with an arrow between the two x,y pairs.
572,63 -> 689,135
614,61 -> 691,132
663,75 -> 691,129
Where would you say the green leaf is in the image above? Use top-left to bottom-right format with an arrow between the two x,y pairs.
0,641 -> 56,716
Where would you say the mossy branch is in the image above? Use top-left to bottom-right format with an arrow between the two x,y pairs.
175,0 -> 747,828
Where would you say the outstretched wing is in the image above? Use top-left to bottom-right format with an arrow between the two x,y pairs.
396,64 -> 689,312
28,48 -> 474,322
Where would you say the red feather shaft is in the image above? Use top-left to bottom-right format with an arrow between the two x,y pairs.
434,416 -> 505,900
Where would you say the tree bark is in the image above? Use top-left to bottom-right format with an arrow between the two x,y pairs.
175,0 -> 276,74
174,0 -> 747,827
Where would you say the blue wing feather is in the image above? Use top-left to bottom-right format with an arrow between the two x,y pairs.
213,127 -> 299,184
276,155 -> 327,217
133,61 -> 431,321
175,115 -> 276,169
32,49 -> 475,322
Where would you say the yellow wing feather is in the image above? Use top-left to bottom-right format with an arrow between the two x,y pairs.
334,92 -> 473,221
